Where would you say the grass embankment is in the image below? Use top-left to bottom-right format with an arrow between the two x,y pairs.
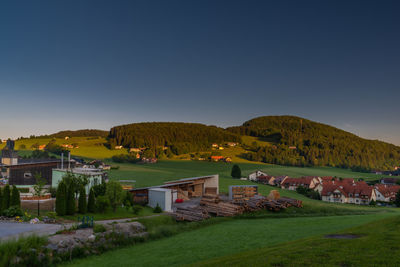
62,213 -> 397,267
25,206 -> 156,223
193,215 -> 400,267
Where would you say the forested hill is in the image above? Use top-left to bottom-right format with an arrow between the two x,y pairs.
50,129 -> 108,138
108,122 -> 241,154
227,116 -> 400,171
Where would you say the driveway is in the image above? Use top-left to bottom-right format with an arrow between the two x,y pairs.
0,222 -> 63,241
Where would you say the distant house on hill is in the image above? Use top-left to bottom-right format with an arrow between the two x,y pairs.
257,175 -> 275,185
211,156 -> 224,162
38,145 -> 46,151
115,145 -> 123,150
248,170 -> 268,181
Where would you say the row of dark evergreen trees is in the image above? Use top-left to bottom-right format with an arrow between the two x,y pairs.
0,185 -> 21,214
108,122 -> 241,156
228,116 -> 400,171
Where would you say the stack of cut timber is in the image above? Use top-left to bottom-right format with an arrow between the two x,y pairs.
200,194 -> 221,205
277,197 -> 303,208
173,207 -> 210,222
201,201 -> 244,217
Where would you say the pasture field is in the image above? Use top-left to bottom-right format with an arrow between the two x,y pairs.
105,160 -> 392,189
0,137 -> 127,159
63,213 -> 397,267
193,215 -> 400,267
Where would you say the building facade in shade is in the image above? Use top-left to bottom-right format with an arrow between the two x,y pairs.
52,167 -> 106,194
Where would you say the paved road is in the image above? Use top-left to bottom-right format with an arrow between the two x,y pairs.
0,222 -> 62,241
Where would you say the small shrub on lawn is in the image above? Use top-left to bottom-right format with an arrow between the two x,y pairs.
132,205 -> 143,215
2,206 -> 23,217
153,204 -> 162,213
96,195 -> 110,213
93,224 -> 107,233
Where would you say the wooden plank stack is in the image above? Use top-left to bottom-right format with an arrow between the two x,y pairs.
231,186 -> 257,201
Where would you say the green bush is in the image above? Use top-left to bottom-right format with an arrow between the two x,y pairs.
48,187 -> 57,198
78,186 -> 87,214
92,183 -> 106,197
231,164 -> 241,178
10,186 -> 20,208
0,235 -> 49,267
47,212 -> 57,219
132,205 -> 143,215
56,181 -> 67,216
153,204 -> 162,213
17,188 -> 30,193
93,224 -> 107,233
87,187 -> 96,213
2,185 -> 11,210
96,195 -> 110,213
3,206 -> 23,217
66,183 -> 75,215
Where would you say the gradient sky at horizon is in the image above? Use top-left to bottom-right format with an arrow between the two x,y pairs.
0,0 -> 399,144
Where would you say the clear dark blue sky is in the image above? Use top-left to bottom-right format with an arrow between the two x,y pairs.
1,0 -> 399,144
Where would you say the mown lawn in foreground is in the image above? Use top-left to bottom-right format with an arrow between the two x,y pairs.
193,215 -> 400,267
62,213 -> 396,267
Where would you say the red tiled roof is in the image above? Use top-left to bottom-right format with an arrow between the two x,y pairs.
321,181 -> 373,198
282,177 -> 313,186
375,184 -> 400,198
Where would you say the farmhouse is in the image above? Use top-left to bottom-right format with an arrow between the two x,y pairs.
281,177 -> 319,191
1,140 -> 69,186
130,175 -> 219,210
256,175 -> 275,185
273,175 -> 289,186
248,170 -> 268,181
374,184 -> 400,202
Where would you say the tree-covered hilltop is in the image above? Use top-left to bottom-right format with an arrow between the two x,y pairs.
108,122 -> 241,155
227,116 -> 400,171
50,129 -> 108,138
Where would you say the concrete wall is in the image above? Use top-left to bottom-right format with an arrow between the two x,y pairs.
148,188 -> 172,212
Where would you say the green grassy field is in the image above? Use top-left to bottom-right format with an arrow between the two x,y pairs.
105,160 -> 391,189
0,137 -> 127,159
63,213 -> 397,267
193,215 -> 400,267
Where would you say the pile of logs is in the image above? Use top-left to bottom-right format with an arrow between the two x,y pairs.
173,194 -> 302,222
235,195 -> 303,212
277,197 -> 303,208
173,206 -> 210,222
200,194 -> 244,217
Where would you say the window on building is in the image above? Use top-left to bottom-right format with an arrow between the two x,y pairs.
24,172 -> 32,178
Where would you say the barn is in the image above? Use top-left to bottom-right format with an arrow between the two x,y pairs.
130,174 -> 219,209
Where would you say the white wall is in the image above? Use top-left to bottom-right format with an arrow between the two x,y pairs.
148,188 -> 172,212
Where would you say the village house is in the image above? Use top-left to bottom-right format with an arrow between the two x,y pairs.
248,170 -> 268,181
281,177 -> 319,191
211,143 -> 219,148
321,181 -> 376,205
374,184 -> 400,203
256,175 -> 275,185
210,156 -> 224,162
313,178 -> 355,194
273,175 -> 289,186
115,145 -> 123,150
226,142 -> 238,147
